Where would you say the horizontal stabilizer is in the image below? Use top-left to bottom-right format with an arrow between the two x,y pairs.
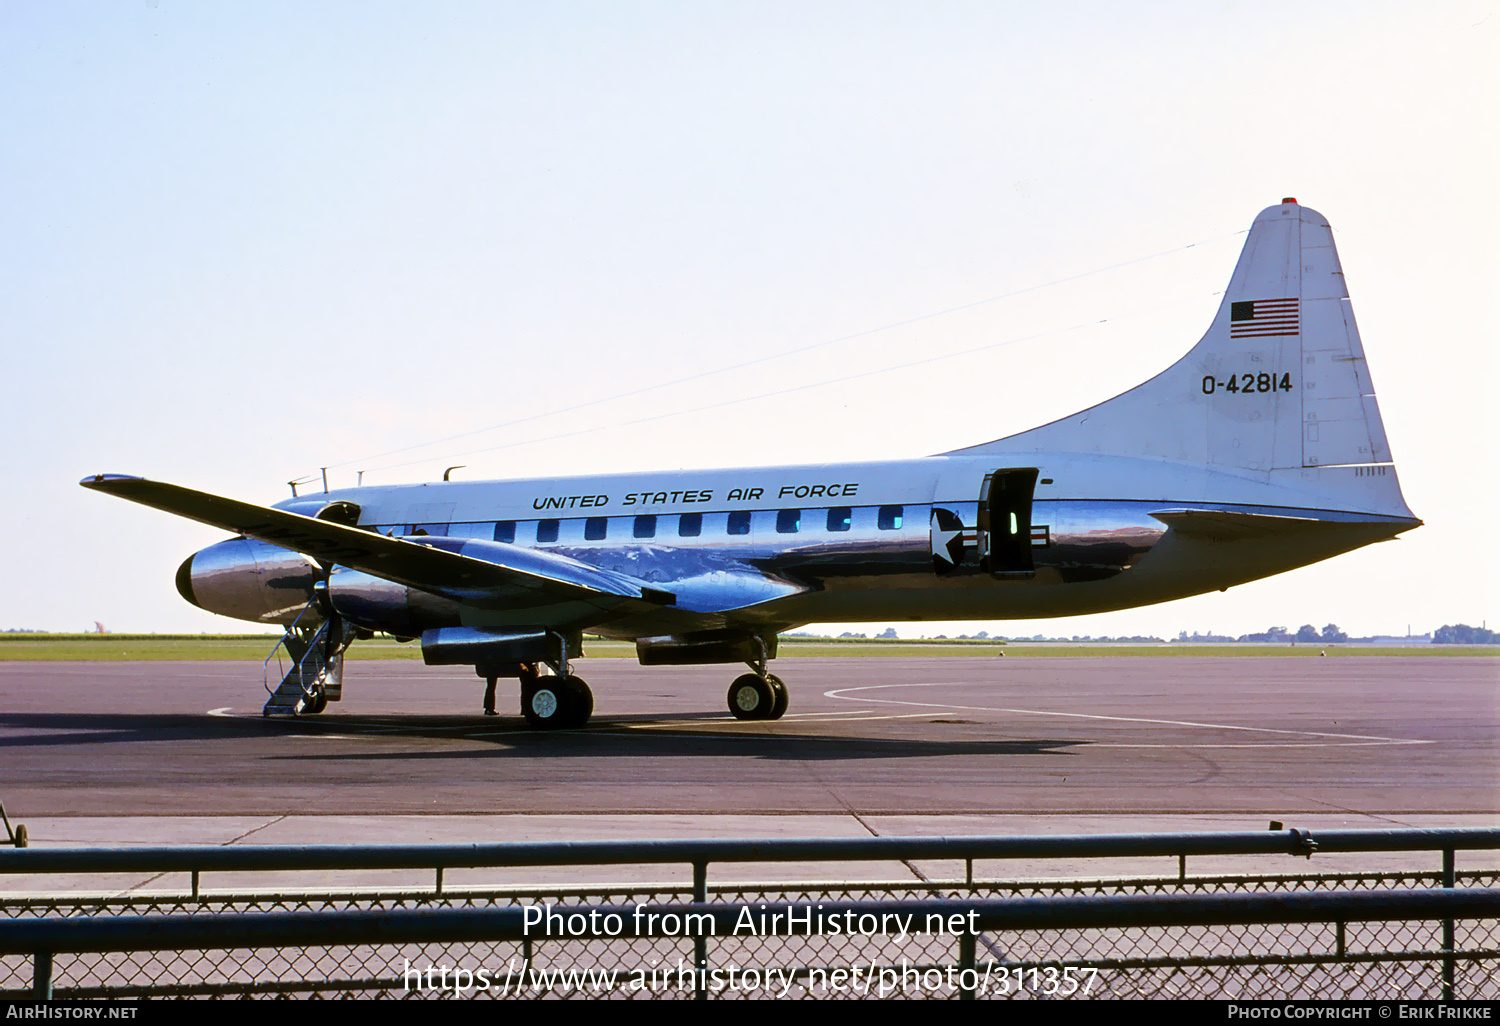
1150,508 -> 1410,542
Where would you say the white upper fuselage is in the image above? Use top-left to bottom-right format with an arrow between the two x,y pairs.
284,449 -> 1414,526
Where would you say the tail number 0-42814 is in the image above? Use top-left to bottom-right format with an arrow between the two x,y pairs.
1201,373 -> 1293,395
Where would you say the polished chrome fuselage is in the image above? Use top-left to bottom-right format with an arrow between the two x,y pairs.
177,450 -> 1419,639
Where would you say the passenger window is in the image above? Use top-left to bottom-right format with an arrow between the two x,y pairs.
633,515 -> 656,539
728,511 -> 751,536
678,513 -> 702,537
585,517 -> 607,541
494,521 -> 516,544
777,509 -> 801,534
537,519 -> 559,543
827,507 -> 852,532
878,505 -> 904,530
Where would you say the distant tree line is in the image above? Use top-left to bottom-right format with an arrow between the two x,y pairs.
1432,624 -> 1498,644
997,634 -> 1167,643
1228,624 -> 1350,643
786,622 -> 1498,644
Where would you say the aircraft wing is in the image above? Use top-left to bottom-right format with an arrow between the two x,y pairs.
80,474 -> 679,614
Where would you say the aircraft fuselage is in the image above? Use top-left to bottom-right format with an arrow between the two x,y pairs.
176,450 -> 1415,641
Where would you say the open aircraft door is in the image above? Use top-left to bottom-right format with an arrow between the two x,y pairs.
979,468 -> 1038,578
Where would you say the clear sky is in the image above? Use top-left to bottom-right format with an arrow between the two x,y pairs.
3,2 -> 1495,638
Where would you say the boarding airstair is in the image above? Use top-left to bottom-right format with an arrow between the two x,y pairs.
262,602 -> 357,717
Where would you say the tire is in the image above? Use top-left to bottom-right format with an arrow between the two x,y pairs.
561,676 -> 593,728
524,676 -> 592,729
728,673 -> 775,720
766,674 -> 789,720
305,687 -> 329,715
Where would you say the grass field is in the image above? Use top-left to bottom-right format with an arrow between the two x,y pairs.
1,634 -> 1492,661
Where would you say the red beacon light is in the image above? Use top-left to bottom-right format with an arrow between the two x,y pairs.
1282,197 -> 1298,204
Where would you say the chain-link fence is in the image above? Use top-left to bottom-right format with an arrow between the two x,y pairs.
4,872 -> 1495,999
2,831 -> 1497,999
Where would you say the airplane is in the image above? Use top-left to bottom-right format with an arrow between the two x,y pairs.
81,199 -> 1420,728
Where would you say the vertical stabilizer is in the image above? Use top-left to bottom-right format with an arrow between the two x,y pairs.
953,201 -> 1396,475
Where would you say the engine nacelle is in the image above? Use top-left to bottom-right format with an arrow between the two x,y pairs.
323,566 -> 463,636
176,538 -> 324,626
636,630 -> 778,666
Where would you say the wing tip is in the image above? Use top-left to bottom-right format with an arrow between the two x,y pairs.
79,473 -> 144,489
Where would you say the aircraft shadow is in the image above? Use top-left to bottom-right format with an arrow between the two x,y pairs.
262,710 -> 1088,763
0,711 -> 258,748
0,710 -> 1087,763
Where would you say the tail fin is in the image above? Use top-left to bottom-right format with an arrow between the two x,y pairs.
951,200 -> 1410,513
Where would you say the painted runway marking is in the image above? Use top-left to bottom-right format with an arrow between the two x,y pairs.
778,711 -> 933,722
822,682 -> 1433,748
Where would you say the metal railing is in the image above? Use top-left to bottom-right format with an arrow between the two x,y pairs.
6,827 -> 1497,892
262,600 -> 317,699
2,828 -> 1497,999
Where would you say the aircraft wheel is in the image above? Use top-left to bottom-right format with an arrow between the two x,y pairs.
561,676 -> 593,728
305,687 -> 329,715
728,673 -> 776,721
523,677 -> 591,729
766,674 -> 789,720
522,679 -> 567,729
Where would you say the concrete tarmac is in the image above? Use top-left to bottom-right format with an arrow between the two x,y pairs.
1,656 -> 1495,890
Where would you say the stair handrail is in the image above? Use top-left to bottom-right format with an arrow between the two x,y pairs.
262,599 -> 322,698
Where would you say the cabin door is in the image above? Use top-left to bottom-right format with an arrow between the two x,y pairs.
979,469 -> 1038,577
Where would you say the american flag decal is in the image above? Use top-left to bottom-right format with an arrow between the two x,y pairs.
1229,298 -> 1299,338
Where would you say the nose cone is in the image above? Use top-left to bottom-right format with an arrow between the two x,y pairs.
175,554 -> 199,608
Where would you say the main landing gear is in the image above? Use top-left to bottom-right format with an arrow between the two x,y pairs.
726,637 -> 789,721
482,656 -> 593,730
727,673 -> 788,720
522,670 -> 593,730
